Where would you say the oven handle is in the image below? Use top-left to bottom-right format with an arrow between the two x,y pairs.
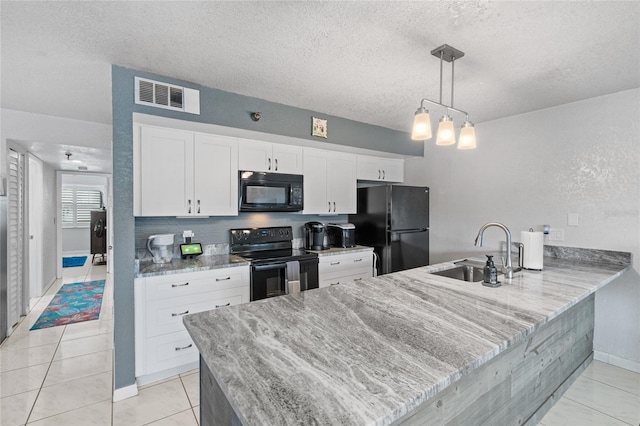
252,263 -> 287,272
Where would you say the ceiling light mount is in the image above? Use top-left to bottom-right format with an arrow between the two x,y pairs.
411,44 -> 476,150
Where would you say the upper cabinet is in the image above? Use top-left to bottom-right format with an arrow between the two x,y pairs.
238,140 -> 302,174
134,125 -> 238,217
356,155 -> 404,182
303,148 -> 357,215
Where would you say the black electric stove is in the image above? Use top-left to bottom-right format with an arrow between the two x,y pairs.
230,226 -> 319,300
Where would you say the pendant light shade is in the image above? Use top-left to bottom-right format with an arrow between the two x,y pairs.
457,121 -> 476,149
436,115 -> 455,145
411,107 -> 432,140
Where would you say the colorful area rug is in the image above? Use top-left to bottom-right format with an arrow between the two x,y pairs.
62,256 -> 87,268
30,280 -> 105,330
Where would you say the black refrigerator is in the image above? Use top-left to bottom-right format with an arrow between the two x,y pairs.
349,185 -> 429,275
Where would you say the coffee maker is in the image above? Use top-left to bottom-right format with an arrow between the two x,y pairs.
304,222 -> 327,250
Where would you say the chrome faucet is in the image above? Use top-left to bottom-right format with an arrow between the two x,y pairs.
474,222 -> 516,279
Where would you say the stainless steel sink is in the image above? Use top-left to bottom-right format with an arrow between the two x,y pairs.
430,265 -> 485,282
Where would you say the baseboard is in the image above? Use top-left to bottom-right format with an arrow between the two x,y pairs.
113,383 -> 138,402
594,350 -> 640,373
136,361 -> 199,387
42,276 -> 57,295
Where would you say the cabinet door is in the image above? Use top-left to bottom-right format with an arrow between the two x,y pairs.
140,126 -> 193,216
303,149 -> 330,214
238,139 -> 271,172
272,144 -> 303,174
356,155 -> 404,182
194,134 -> 239,216
329,154 -> 357,214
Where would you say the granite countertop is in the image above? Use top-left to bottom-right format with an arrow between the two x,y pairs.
308,245 -> 374,257
183,251 -> 630,426
135,254 -> 249,278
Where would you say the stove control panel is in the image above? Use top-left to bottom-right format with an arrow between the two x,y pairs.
230,226 -> 292,245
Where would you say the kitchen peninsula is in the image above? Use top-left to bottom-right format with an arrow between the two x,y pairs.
183,248 -> 630,426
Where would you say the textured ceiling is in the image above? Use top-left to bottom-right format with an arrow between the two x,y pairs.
2,1 -> 639,172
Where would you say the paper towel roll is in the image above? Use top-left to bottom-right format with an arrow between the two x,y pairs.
520,231 -> 544,270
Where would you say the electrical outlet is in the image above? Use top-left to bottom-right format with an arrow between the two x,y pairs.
547,228 -> 565,241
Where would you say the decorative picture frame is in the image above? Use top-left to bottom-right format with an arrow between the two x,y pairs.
311,117 -> 328,138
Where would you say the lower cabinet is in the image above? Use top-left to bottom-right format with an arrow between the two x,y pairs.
135,266 -> 250,384
318,249 -> 374,288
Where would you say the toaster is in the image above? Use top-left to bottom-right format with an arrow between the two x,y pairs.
326,223 -> 356,248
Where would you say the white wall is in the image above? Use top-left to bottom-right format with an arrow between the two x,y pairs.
405,88 -> 640,368
41,163 -> 57,288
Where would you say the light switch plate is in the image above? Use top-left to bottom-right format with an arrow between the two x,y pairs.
568,213 -> 579,226
548,228 -> 565,241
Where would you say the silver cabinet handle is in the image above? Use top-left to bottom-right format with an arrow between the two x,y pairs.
328,202 -> 331,212
171,310 -> 189,317
171,282 -> 189,288
354,278 -> 363,281
275,158 -> 278,171
333,201 -> 336,212
175,344 -> 193,351
187,199 -> 191,214
382,170 -> 385,180
197,199 -> 200,214
378,170 -> 382,179
330,282 -> 340,286
268,158 -> 272,170
216,302 -> 231,308
215,276 -> 231,281
330,261 -> 341,265
353,258 -> 363,262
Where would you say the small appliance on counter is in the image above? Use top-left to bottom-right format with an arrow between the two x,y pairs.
304,222 -> 327,250
326,223 -> 356,248
147,233 -> 175,264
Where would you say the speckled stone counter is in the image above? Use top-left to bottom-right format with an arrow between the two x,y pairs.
135,254 -> 249,278
183,251 -> 630,426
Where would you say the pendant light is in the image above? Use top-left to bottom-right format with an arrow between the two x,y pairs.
411,44 -> 477,149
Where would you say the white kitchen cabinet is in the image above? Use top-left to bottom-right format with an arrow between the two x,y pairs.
238,139 -> 302,174
135,125 -> 238,217
356,155 -> 404,182
318,249 -> 374,288
303,148 -> 357,214
135,266 -> 250,383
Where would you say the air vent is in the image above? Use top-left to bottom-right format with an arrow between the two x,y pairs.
134,77 -> 200,115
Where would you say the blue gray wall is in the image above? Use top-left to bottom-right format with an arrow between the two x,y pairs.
112,65 -> 416,390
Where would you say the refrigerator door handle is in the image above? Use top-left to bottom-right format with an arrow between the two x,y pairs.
389,228 -> 429,234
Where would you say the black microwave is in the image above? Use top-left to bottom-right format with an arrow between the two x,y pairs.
239,171 -> 304,212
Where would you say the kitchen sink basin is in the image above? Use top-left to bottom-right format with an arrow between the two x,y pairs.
430,265 -> 486,282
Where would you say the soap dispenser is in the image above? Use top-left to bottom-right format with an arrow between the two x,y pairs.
483,255 -> 500,287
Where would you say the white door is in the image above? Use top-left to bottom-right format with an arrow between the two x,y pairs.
7,149 -> 26,334
28,154 -> 43,303
272,144 -> 302,174
238,139 -> 271,172
328,154 -> 357,214
302,149 -> 329,214
194,134 -> 238,216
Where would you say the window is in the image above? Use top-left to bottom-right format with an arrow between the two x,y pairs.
62,186 -> 103,227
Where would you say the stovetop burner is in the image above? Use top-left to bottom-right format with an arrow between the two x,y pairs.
230,226 -> 318,264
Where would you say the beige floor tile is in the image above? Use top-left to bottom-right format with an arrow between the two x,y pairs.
146,408 -> 198,426
112,378 -> 191,426
27,399 -> 112,426
583,360 -> 640,397
61,319 -> 113,342
541,396 -> 628,426
179,368 -> 199,378
193,405 -> 200,425
0,389 -> 39,425
0,364 -> 49,398
563,375 -> 640,425
53,333 -> 113,361
28,371 -> 112,422
43,349 -> 112,387
180,371 -> 200,407
0,327 -> 64,351
0,343 -> 57,373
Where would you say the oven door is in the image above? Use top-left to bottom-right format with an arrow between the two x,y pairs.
251,262 -> 287,301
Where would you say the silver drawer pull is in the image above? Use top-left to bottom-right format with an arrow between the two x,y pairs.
175,344 -> 193,351
354,278 -> 363,281
215,276 -> 231,281
330,261 -> 341,265
353,258 -> 363,262
171,310 -> 189,317
171,282 -> 189,288
216,302 -> 231,308
330,282 -> 340,286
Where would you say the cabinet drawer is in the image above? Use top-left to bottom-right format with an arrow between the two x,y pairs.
319,253 -> 372,273
146,330 -> 199,374
145,268 -> 247,301
320,271 -> 372,288
146,288 -> 244,337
